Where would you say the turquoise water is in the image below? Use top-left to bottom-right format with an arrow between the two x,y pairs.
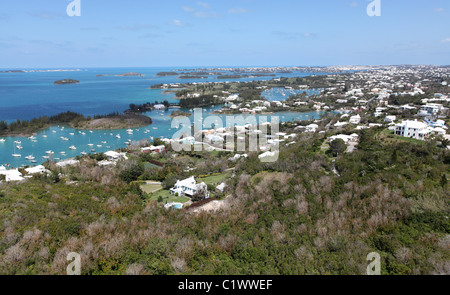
0,67 -> 328,167
262,87 -> 323,101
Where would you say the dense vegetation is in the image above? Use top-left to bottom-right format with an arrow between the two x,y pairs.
0,111 -> 86,136
0,125 -> 448,275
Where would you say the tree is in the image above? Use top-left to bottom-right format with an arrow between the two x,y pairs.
440,174 -> 447,188
329,139 -> 347,156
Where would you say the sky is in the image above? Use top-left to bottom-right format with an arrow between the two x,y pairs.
0,0 -> 449,68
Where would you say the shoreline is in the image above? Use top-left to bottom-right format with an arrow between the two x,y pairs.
0,113 -> 153,138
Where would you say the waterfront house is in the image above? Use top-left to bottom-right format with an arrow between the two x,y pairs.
0,167 -> 24,182
141,145 -> 166,153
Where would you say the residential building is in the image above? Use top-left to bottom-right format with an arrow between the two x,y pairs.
395,120 -> 432,140
170,176 -> 209,198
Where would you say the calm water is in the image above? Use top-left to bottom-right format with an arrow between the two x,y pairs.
0,67 -> 328,167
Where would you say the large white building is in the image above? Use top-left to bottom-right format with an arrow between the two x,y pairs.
394,120 -> 432,140
170,176 -> 208,198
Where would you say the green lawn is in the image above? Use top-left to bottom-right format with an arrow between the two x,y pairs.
381,129 -> 425,145
148,189 -> 190,203
140,182 -> 163,194
197,172 -> 231,186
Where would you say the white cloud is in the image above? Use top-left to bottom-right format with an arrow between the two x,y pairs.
170,20 -> 188,27
228,8 -> 249,14
197,2 -> 210,9
441,38 -> 450,43
182,6 -> 195,13
182,4 -> 219,18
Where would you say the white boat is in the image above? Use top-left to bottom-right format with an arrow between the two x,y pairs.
42,135 -> 48,138
126,129 -> 133,133
101,141 -> 107,144
31,160 -> 37,163
81,152 -> 87,155
116,134 -> 121,139
0,138 -> 5,143
12,154 -> 21,157
42,156 -> 50,159
97,145 -> 102,148
81,132 -> 86,135
89,131 -> 93,133
28,136 -> 36,140
60,137 -> 69,141
46,150 -> 54,154
16,145 -> 23,150
25,155 -> 35,160
60,151 -> 66,155
69,133 -> 75,136
14,140 -> 21,144
69,145 -> 77,150
87,143 -> 94,147
52,130 -> 57,133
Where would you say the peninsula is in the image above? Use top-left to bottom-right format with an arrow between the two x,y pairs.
0,111 -> 152,137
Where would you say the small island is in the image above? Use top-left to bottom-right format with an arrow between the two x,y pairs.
115,72 -> 144,77
156,72 -> 179,76
54,79 -> 80,85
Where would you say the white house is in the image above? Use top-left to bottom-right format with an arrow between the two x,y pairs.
395,120 -> 432,140
419,103 -> 445,116
305,124 -> 319,133
385,115 -> 396,123
25,165 -> 49,175
0,167 -> 24,182
170,176 -> 209,198
56,159 -> 80,168
104,151 -> 127,161
141,145 -> 166,153
153,104 -> 166,110
349,114 -> 361,124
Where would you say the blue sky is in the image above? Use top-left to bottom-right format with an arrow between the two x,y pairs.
0,0 -> 449,68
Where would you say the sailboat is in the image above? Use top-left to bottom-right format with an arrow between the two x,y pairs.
69,145 -> 77,150
25,155 -> 35,160
0,138 -> 5,143
12,146 -> 21,157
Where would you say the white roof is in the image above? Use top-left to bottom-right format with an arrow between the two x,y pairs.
56,159 -> 80,167
25,165 -> 48,174
175,176 -> 197,190
396,120 -> 428,129
0,169 -> 24,182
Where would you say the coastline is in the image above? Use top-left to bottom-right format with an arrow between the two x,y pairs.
0,113 -> 153,138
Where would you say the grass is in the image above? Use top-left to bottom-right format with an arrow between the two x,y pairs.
197,172 -> 231,186
381,129 -> 425,145
140,182 -> 163,194
148,189 -> 190,204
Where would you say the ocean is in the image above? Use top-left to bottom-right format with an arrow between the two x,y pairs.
0,67 -> 328,167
